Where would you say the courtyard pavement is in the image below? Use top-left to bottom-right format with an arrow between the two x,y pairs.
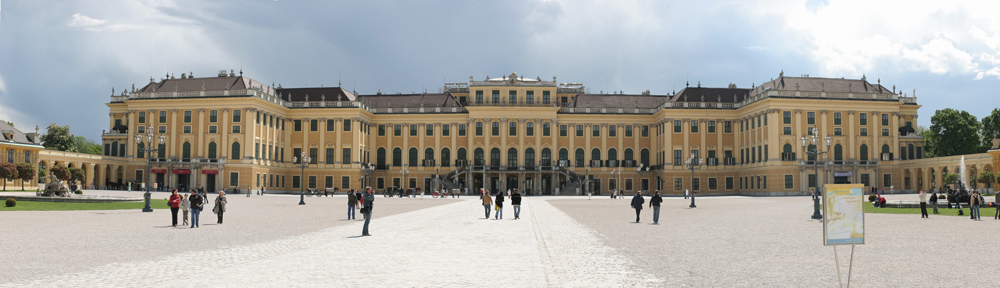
1,191 -> 999,287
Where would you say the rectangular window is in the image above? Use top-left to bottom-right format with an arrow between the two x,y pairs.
325,176 -> 334,189
881,113 -> 889,126
834,112 -> 842,125
834,128 -> 842,136
209,126 -> 217,134
292,148 -> 302,163
692,178 -> 700,191
492,122 -> 500,136
526,91 -> 534,104
724,121 -> 732,133
294,120 -> 302,131
784,175 -> 794,189
343,119 -> 351,131
708,178 -> 718,190
492,90 -> 500,104
542,123 -> 550,136
183,126 -> 191,133
883,174 -> 892,189
458,124 -> 466,136
674,120 -> 682,133
641,125 -> 649,137
763,115 -> 767,126
476,90 -> 483,104
426,125 -> 434,136
410,125 -> 417,136
860,128 -> 868,136
310,119 -> 318,131
708,121 -> 716,133
560,125 -> 567,137
326,119 -> 335,131
882,129 -> 889,136
542,91 -> 551,104
308,176 -> 316,189
783,127 -> 792,135
232,110 -> 241,122
527,122 -> 534,136
137,126 -> 145,134
183,110 -> 191,123
342,176 -> 350,189
476,122 -> 483,136
229,172 -> 239,187
861,174 -> 871,187
691,120 -> 699,133
807,112 -> 815,125
625,125 -> 633,137
378,124 -> 386,136
576,125 -> 583,137
860,113 -> 868,125
783,111 -> 791,124
343,148 -> 351,164
309,148 -> 318,164
673,150 -> 682,165
725,177 -> 734,190
608,125 -> 616,137
808,174 -> 816,188
906,121 -> 912,128
508,90 -> 517,104
138,111 -> 146,123
232,125 -> 241,134
592,125 -> 599,137
674,178 -> 683,191
292,175 -> 300,189
442,124 -> 450,136
325,148 -> 335,164
208,110 -> 217,122
509,122 -> 517,136
762,175 -> 767,190
395,124 -> 402,136
256,112 -> 260,124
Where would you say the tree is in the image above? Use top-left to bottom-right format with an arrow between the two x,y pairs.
41,124 -> 76,152
0,162 -> 18,190
50,166 -> 70,182
926,109 -> 981,157
37,165 -> 47,180
15,163 -> 34,190
943,173 -> 961,188
979,171 -> 996,195
982,108 -> 1000,147
74,136 -> 102,155
69,167 -> 86,184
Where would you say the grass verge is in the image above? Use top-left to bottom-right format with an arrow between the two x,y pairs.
0,199 -> 170,211
865,203 -> 1000,217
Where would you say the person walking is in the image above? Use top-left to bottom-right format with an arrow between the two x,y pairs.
246,185 -> 251,197
361,187 -> 374,236
168,189 -> 182,227
348,190 -> 358,220
511,189 -> 522,220
189,190 -> 203,228
355,190 -> 363,208
495,191 -> 505,220
481,189 -> 493,219
214,190 -> 227,224
918,189 -> 928,218
650,190 -> 663,224
684,189 -> 689,200
180,194 -> 190,226
929,191 -> 939,214
631,192 -> 645,223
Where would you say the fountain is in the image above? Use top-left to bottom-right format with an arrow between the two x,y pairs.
959,155 -> 967,191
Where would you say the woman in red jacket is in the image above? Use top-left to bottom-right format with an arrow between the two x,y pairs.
168,189 -> 182,227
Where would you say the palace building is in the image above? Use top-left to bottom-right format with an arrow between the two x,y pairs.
72,69 -> 1000,195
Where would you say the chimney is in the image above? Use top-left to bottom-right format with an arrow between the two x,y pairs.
218,70 -> 227,77
181,73 -> 186,79
230,69 -> 235,77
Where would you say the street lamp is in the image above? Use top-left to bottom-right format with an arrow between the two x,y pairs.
685,152 -> 703,208
801,127 -> 833,220
360,162 -> 375,189
400,164 -> 410,197
134,126 -> 166,212
636,163 -> 649,193
293,151 -> 310,205
610,168 -> 617,195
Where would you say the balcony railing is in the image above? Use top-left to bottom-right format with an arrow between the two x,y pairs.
706,158 -> 718,166
724,157 -> 736,166
422,159 -> 435,167
781,152 -> 796,161
607,160 -> 619,168
558,160 -> 570,167
622,160 -> 635,167
590,160 -> 603,168
455,159 -> 468,167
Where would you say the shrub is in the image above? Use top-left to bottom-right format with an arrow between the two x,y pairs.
868,194 -> 877,202
74,190 -> 83,194
5,198 -> 15,207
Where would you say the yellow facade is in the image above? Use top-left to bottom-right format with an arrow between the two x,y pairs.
0,123 -> 43,190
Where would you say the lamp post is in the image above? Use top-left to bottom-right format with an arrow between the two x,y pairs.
685,152 -> 703,208
360,162 -> 375,189
636,163 -> 649,193
293,151 -> 310,205
400,164 -> 410,197
801,127 -> 833,220
610,168 -> 617,195
134,126 -> 166,212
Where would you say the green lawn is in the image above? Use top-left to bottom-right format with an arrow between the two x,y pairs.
0,199 -> 169,211
865,203 -> 1000,217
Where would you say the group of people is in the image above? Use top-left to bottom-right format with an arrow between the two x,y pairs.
629,191 -> 663,224
479,188 -> 523,220
167,188 -> 227,228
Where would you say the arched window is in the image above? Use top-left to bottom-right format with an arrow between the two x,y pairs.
624,148 -> 634,161
441,148 -> 451,167
807,145 -> 816,161
783,143 -> 792,153
474,148 -> 484,166
425,148 -> 435,160
393,147 -> 402,166
907,143 -> 915,160
575,148 -> 585,167
490,148 -> 501,166
457,147 -> 467,160
208,142 -> 217,159
640,149 -> 649,166
525,148 -> 535,166
559,148 -> 568,160
231,142 -> 241,160
592,148 -> 601,160
377,148 -> 386,168
409,147 -> 418,166
834,144 -> 843,161
541,148 -> 551,166
182,142 -> 191,159
111,141 -> 119,157
881,144 -> 890,160
859,144 -> 869,161
508,147 -> 518,166
608,148 -> 618,161
136,142 -> 145,158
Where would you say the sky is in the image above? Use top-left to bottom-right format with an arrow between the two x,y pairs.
0,0 -> 998,141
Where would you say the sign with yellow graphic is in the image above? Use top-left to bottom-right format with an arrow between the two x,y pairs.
823,184 -> 865,246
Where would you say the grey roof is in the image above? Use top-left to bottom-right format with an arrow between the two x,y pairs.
277,87 -> 356,102
670,87 -> 751,103
138,76 -> 274,95
568,94 -> 671,109
359,93 -> 463,108
0,120 -> 39,145
751,76 -> 892,95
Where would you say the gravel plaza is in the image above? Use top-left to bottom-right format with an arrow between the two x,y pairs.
1,190 -> 999,287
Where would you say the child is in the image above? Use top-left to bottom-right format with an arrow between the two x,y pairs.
180,194 -> 190,226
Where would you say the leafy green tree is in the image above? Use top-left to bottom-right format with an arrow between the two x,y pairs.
41,124 -> 76,152
69,167 -> 86,184
943,173 -> 961,188
982,108 -> 1000,147
926,109 -> 981,157
920,129 -> 937,158
0,162 -> 18,190
15,163 -> 34,190
37,166 -> 47,180
74,136 -> 102,155
979,171 -> 995,195
50,166 -> 70,182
